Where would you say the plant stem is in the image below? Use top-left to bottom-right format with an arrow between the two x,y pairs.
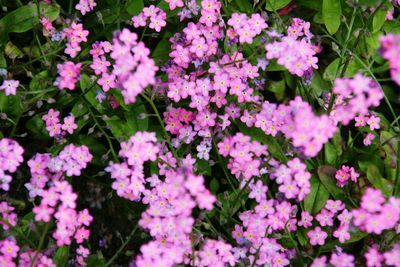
105,225 -> 138,266
31,222 -> 51,267
81,97 -> 119,162
140,93 -> 178,159
327,6 -> 357,113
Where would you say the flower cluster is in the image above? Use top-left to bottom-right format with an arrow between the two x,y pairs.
75,0 -> 97,16
270,158 -> 311,201
217,133 -> 268,180
335,165 -> 359,187
0,202 -> 17,230
311,249 -> 355,267
165,0 -> 184,10
107,132 -> 216,266
63,22 -> 89,58
40,17 -> 54,36
227,13 -> 268,44
26,144 -> 92,198
196,239 -> 235,267
56,61 -> 82,90
265,18 -> 319,76
33,181 -> 92,265
106,131 -> 159,201
253,97 -> 337,157
231,200 -> 296,266
177,0 -> 200,21
0,138 -> 24,191
89,41 -> 115,91
42,108 -> 78,137
354,113 -> 381,146
365,244 -> 400,267
132,5 -> 167,32
330,74 -> 384,125
312,200 -> 353,244
380,33 -> 400,85
0,79 -> 19,96
136,167 -> 216,266
110,29 -> 158,104
0,239 -> 19,266
352,188 -> 400,234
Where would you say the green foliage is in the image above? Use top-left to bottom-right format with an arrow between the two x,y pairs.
322,0 -> 342,35
0,3 -> 59,44
304,175 -> 330,214
265,0 -> 292,11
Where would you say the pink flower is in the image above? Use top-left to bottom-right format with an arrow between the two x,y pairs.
367,115 -> 381,130
363,133 -> 375,146
248,180 -> 268,203
62,115 -> 78,134
75,0 -> 96,15
365,245 -> 383,267
56,61 -> 81,90
298,211 -> 313,228
333,226 -> 350,243
0,80 -> 19,95
361,188 -> 385,212
0,239 -> 19,258
33,204 -> 54,222
165,0 -> 184,10
74,227 -> 90,243
311,256 -> 327,267
329,251 -> 355,267
316,209 -> 334,226
307,227 -> 328,246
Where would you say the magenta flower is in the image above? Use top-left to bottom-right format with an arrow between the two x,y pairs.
307,227 -> 328,246
0,79 -> 19,95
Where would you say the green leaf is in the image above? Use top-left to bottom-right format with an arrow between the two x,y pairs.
304,175 -> 330,214
297,0 -> 322,10
29,71 -> 49,91
324,142 -> 337,165
210,178 -> 219,194
53,246 -> 69,267
323,58 -> 340,81
0,49 -> 6,67
265,0 -> 292,11
151,38 -> 171,63
310,70 -> 328,96
380,131 -> 398,181
4,42 -> 24,59
322,0 -> 341,35
236,0 -> 253,12
266,79 -> 285,100
296,229 -> 308,247
71,101 -> 88,118
124,99 -> 149,133
26,114 -> 48,138
0,94 -> 23,118
267,61 -> 286,72
80,74 -> 91,91
318,165 -> 346,200
346,230 -> 368,243
126,0 -> 144,15
372,9 -> 387,33
85,254 -> 106,267
105,115 -> 129,139
0,3 -> 60,44
359,0 -> 380,5
366,165 -> 393,197
197,159 -> 212,176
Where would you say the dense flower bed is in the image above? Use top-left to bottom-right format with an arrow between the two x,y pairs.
1,0 -> 400,266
